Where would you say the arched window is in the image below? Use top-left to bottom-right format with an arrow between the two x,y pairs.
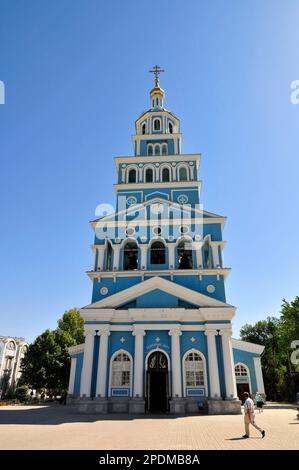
111,352 -> 131,387
156,98 -> 159,106
105,241 -> 113,271
162,144 -> 167,156
235,364 -> 248,377
162,167 -> 170,182
177,240 -> 193,269
142,123 -> 146,135
20,345 -> 28,358
123,241 -> 138,270
185,352 -> 205,387
169,122 -> 173,134
150,241 -> 166,264
179,166 -> 188,181
154,119 -> 161,131
202,240 -> 211,269
6,341 -> 16,351
4,357 -> 13,370
152,100 -> 154,107
128,168 -> 137,183
148,145 -> 153,156
145,168 -> 153,183
154,145 -> 160,156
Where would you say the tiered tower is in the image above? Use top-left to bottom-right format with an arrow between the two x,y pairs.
68,68 -> 265,414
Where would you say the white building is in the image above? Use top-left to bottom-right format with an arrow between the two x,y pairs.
0,336 -> 28,397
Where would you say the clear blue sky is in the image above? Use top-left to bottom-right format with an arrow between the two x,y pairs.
0,1 -> 298,343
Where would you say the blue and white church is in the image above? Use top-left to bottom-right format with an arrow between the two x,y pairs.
68,67 -> 265,414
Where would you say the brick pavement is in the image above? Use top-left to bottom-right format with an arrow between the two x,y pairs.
0,404 -> 298,450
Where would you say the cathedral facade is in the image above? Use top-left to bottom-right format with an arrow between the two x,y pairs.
68,69 -> 265,414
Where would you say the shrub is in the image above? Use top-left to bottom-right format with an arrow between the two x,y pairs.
15,385 -> 29,403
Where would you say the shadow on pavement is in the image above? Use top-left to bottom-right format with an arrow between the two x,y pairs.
225,437 -> 260,441
0,404 -> 205,425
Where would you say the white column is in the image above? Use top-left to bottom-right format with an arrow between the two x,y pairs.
169,329 -> 182,397
155,166 -> 159,181
219,330 -> 238,399
253,356 -> 265,394
140,244 -> 148,270
172,165 -> 176,180
204,330 -> 221,399
138,166 -> 143,182
211,244 -> 220,268
168,243 -> 175,269
174,139 -> 178,155
80,330 -> 96,398
96,246 -> 106,271
68,357 -> 77,395
95,330 -> 110,398
113,244 -> 121,271
132,329 -> 146,397
194,242 -> 203,268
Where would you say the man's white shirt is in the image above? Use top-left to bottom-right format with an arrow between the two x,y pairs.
244,397 -> 255,414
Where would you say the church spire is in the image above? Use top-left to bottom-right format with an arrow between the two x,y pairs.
149,65 -> 165,109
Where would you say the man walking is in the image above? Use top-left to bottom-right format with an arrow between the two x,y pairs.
243,392 -> 265,438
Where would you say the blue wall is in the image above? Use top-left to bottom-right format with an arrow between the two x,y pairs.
73,352 -> 83,395
233,348 -> 259,393
92,274 -> 226,304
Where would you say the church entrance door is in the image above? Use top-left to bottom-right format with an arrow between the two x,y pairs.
237,383 -> 250,403
146,351 -> 169,413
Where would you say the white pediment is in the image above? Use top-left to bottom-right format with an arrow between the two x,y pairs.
91,197 -> 225,226
82,276 -> 235,310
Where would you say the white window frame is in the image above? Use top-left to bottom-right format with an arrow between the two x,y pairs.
153,118 -> 162,132
109,349 -> 133,397
235,362 -> 252,393
160,164 -> 172,182
182,348 -> 208,397
126,165 -> 139,183
143,164 -> 155,183
177,164 -> 190,182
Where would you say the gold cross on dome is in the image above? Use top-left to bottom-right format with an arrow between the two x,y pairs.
149,65 -> 165,86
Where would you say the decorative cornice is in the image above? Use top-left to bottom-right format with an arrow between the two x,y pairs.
114,153 -> 200,168
232,338 -> 265,355
114,181 -> 202,192
168,329 -> 182,337
132,329 -> 146,336
96,330 -> 110,337
204,330 -> 218,337
219,330 -> 232,338
68,344 -> 84,355
87,268 -> 231,280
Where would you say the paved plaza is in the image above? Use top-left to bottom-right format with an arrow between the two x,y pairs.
0,403 -> 298,450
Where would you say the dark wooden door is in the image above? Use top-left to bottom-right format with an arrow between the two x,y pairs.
146,351 -> 169,412
237,383 -> 250,403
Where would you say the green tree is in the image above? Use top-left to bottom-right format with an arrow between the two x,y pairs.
57,308 -> 84,344
20,308 -> 84,395
240,299 -> 299,402
278,297 -> 299,400
240,317 -> 285,401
